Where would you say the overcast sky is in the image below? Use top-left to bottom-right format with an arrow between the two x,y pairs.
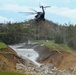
0,0 -> 76,24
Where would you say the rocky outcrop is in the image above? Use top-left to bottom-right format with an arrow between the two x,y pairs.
15,63 -> 74,75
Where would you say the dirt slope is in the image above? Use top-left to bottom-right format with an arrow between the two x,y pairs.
42,51 -> 76,70
35,45 -> 76,70
0,47 -> 21,71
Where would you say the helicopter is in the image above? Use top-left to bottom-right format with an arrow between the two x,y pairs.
34,5 -> 50,21
19,5 -> 50,22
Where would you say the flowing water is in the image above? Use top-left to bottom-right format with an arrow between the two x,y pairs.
9,43 -> 41,66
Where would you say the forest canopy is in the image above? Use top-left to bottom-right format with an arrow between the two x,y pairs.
0,20 -> 76,50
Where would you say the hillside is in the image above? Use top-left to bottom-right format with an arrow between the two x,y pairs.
34,41 -> 76,73
0,41 -> 76,75
0,20 -> 76,50
0,42 -> 18,71
42,50 -> 76,70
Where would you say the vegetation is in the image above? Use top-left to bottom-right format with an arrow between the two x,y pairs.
43,41 -> 72,52
0,71 -> 25,75
0,52 -> 12,54
0,20 -> 76,50
0,42 -> 7,49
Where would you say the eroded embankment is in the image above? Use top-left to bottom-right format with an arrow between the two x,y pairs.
0,47 -> 32,71
34,45 -> 76,71
1,44 -> 76,75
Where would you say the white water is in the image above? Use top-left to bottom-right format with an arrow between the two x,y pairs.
9,44 -> 41,66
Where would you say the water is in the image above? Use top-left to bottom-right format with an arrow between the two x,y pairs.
9,44 -> 41,66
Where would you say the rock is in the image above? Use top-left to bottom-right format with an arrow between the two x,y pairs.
0,60 -> 5,69
16,63 -> 27,71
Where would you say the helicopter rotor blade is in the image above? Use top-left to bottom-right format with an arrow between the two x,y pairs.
19,12 -> 37,15
30,8 -> 38,13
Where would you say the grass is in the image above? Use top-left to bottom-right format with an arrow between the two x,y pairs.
0,70 -> 25,75
0,42 -> 14,54
36,40 -> 72,52
0,52 -> 13,54
0,42 -> 7,49
43,41 -> 71,50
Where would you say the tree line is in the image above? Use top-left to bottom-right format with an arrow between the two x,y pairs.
0,20 -> 76,50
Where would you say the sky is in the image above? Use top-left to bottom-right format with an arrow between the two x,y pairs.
0,0 -> 76,24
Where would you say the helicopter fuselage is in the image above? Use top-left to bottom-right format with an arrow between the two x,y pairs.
35,6 -> 45,21
35,12 -> 45,21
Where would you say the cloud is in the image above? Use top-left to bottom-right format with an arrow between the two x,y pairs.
0,16 -> 14,23
47,6 -> 76,19
0,3 -> 42,12
0,4 -> 31,12
0,0 -> 76,24
0,3 -> 42,22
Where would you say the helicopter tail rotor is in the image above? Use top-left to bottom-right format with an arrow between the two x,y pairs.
44,6 -> 51,8
39,2 -> 50,8
40,5 -> 51,8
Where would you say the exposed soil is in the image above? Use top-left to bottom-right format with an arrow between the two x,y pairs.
42,51 -> 76,70
34,45 -> 76,71
0,46 -> 38,71
0,47 -> 22,71
1,44 -> 76,75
